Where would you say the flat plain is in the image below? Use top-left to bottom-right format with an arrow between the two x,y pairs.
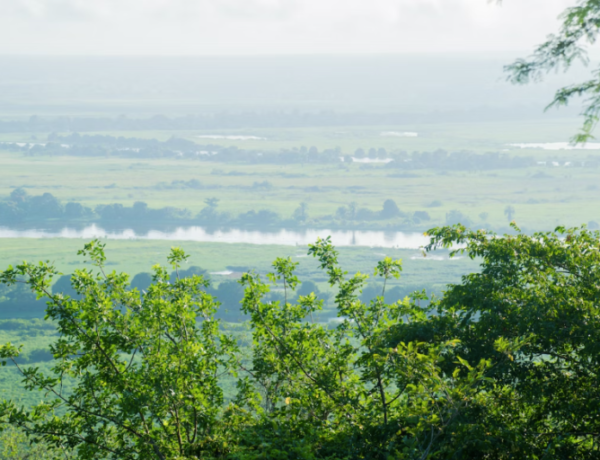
1,119 -> 600,230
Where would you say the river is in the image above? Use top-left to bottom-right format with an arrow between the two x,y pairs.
0,224 -> 430,249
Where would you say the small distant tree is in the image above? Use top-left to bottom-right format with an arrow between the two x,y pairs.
210,279 -> 246,322
51,274 -> 78,298
65,202 -> 85,219
256,209 -> 280,225
354,148 -> 365,158
356,207 -> 377,221
9,188 -> 28,204
446,210 -> 472,226
132,201 -> 149,216
204,197 -> 219,208
335,206 -> 348,220
0,201 -> 25,222
348,201 -> 357,220
252,181 -> 273,190
130,272 -> 153,292
28,193 -> 63,219
293,202 -> 308,222
479,212 -> 489,222
380,199 -> 401,219
413,210 -> 431,222
95,203 -> 124,221
504,205 -> 516,221
297,280 -> 320,297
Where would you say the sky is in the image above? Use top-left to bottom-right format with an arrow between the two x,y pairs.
1,0 -> 576,55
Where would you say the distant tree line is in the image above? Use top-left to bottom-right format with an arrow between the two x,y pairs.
0,132 -> 565,170
4,188 -> 554,232
0,189 -> 434,230
0,188 -> 94,222
0,109 -> 546,133
0,188 -> 188,224
1,266 -> 440,324
95,202 -> 191,222
0,279 -> 45,316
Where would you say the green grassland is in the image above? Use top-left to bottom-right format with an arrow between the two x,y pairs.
0,238 -> 477,291
0,116 -> 598,296
0,319 -> 247,408
0,138 -> 599,230
0,319 -> 61,406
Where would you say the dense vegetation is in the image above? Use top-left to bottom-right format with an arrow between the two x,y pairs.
0,186 -> 440,231
1,225 -> 599,459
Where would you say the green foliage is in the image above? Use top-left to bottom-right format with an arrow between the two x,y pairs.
0,240 -> 240,460
1,228 -> 600,458
421,223 -> 600,457
237,237 -> 492,459
0,425 -> 57,460
503,204 -> 515,221
0,188 -> 93,224
506,0 -> 600,142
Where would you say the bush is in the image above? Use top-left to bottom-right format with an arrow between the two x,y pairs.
52,274 -> 79,298
27,348 -> 53,363
0,320 -> 25,330
209,280 -> 246,322
445,209 -> 472,226
355,207 -> 376,220
130,272 -> 152,292
2,228 -> 600,459
297,280 -> 320,297
413,210 -> 431,222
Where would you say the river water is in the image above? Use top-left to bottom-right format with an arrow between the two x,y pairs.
0,224 -> 430,249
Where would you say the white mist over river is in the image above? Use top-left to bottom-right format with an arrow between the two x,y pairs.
508,142 -> 600,150
0,225 -> 430,249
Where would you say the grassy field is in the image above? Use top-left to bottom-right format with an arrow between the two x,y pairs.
0,237 -> 478,290
0,145 -> 599,231
0,116 -> 598,289
0,319 -> 249,408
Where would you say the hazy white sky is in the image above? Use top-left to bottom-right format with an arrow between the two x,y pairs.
1,0 -> 576,55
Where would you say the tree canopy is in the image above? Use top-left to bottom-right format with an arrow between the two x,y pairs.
0,226 -> 599,459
